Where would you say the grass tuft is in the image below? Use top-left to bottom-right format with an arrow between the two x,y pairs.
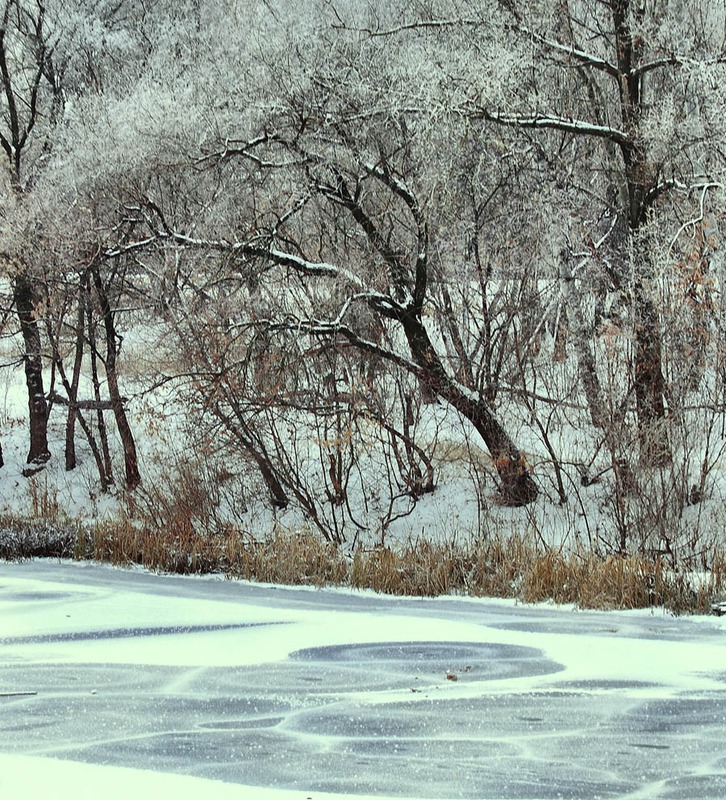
227,529 -> 349,586
0,516 -> 78,560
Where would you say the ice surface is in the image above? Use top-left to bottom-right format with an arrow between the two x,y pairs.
2,561 -> 726,799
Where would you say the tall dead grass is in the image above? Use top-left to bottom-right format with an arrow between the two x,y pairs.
2,501 -> 724,614
73,520 -> 726,613
86,519 -> 349,585
349,536 -> 724,613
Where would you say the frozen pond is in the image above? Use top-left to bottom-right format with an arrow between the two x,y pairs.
2,561 -> 726,799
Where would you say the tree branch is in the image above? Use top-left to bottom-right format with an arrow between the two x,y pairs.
517,26 -> 619,79
332,16 -> 478,37
480,109 -> 632,148
363,161 -> 428,309
132,210 -> 372,293
634,53 -> 726,78
267,317 -> 424,378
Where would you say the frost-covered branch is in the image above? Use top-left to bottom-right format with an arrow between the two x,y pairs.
363,161 -> 428,308
480,109 -> 631,148
128,201 -> 370,291
330,16 -> 479,37
311,166 -> 416,305
669,181 -> 724,252
266,317 -> 423,377
103,236 -> 159,260
273,192 -> 312,237
516,26 -> 619,79
194,133 -> 296,169
634,53 -> 726,77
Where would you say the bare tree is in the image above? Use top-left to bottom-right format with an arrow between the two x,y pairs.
0,0 -> 62,469
333,0 -> 725,465
130,57 -> 541,506
0,0 -> 206,483
471,0 -> 725,463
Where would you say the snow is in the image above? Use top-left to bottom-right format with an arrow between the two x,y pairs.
0,755 -> 349,800
3,561 -> 726,799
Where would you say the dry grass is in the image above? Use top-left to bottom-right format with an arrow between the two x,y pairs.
346,536 -> 722,613
85,519 -> 349,585
2,501 -> 724,614
347,534 -> 724,613
227,529 -> 348,586
351,540 -> 469,596
519,550 -> 721,613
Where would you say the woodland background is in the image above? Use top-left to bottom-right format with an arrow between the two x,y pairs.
1,0 -> 725,606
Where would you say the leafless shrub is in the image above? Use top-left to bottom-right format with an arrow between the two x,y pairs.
128,447 -> 249,542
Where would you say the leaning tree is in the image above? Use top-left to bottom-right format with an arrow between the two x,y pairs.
128,3 -> 541,505
331,0 -> 726,463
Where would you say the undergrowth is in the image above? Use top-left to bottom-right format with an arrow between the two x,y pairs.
1,514 -> 724,614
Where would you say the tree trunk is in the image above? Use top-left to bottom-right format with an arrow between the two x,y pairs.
45,277 -> 112,492
91,265 -> 141,490
87,298 -> 114,484
559,258 -> 608,429
64,276 -> 86,471
399,309 -> 538,506
612,4 -> 671,466
14,273 -> 50,471
633,288 -> 670,466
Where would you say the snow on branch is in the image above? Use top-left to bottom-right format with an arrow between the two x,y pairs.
363,161 -> 428,307
193,133 -> 297,170
635,53 -> 726,77
114,201 -> 396,299
331,16 -> 480,38
268,317 -> 423,378
481,110 -> 631,147
265,247 -> 365,289
103,236 -> 159,260
363,162 -> 421,223
516,26 -> 619,78
311,166 -> 419,309
669,181 -> 724,253
129,212 -> 369,292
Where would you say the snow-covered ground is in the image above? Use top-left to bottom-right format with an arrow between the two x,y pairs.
2,560 -> 726,799
1,307 -> 725,560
